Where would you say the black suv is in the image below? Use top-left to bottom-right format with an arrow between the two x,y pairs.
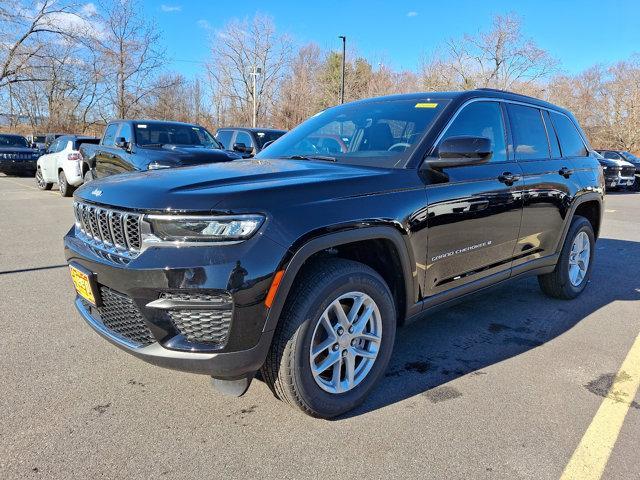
64,89 -> 604,418
0,134 -> 41,176
81,120 -> 242,180
215,127 -> 286,157
596,149 -> 640,191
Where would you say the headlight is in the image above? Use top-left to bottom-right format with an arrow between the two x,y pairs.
146,215 -> 264,242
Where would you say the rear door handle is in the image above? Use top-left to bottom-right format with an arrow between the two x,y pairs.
559,166 -> 573,178
498,172 -> 522,185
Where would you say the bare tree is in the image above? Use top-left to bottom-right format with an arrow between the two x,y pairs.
422,14 -> 556,91
207,14 -> 292,127
94,0 -> 173,119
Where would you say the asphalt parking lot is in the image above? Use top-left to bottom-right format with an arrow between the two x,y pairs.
1,174 -> 639,479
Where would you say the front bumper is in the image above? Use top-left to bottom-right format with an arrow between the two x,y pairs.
65,227 -> 288,379
604,172 -> 635,188
0,159 -> 37,174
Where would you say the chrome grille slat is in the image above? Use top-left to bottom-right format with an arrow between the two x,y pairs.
73,201 -> 142,257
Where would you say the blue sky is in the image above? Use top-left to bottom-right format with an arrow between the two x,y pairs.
144,0 -> 640,78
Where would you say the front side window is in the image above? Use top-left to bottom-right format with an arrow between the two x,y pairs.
235,131 -> 254,148
118,123 -> 133,144
438,101 -> 507,163
102,124 -> 119,146
257,98 -> 449,167
550,111 -> 588,157
507,104 -> 550,160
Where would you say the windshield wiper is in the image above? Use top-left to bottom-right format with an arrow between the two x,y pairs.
284,154 -> 337,162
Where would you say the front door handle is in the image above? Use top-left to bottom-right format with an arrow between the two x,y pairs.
498,172 -> 522,185
559,166 -> 573,178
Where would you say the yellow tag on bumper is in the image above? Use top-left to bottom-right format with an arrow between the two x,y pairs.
70,265 -> 96,305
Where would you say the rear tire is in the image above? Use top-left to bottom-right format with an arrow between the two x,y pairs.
58,171 -> 74,197
261,258 -> 396,418
35,168 -> 52,190
538,215 -> 595,299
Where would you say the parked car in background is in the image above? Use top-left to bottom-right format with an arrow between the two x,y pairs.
36,135 -> 100,196
65,89 -> 603,418
594,150 -> 637,190
82,120 -> 242,180
26,134 -> 47,151
596,149 -> 640,191
215,127 -> 287,157
44,133 -> 65,150
0,134 -> 41,176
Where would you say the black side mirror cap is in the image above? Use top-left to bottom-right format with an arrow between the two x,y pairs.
115,137 -> 130,150
233,142 -> 250,153
426,136 -> 493,168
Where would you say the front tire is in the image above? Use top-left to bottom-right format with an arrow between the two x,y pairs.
261,258 -> 396,418
58,171 -> 74,197
538,215 -> 595,299
35,168 -> 52,190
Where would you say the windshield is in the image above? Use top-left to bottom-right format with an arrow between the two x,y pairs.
134,123 -> 222,149
0,135 -> 29,148
34,136 -> 46,143
257,98 -> 449,167
255,130 -> 285,148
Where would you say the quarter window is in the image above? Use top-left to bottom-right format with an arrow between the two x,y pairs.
439,101 -> 507,162
550,111 -> 588,157
507,104 -> 550,160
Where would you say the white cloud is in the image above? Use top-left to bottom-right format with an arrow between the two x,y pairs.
407,11 -> 418,17
197,19 -> 212,30
161,5 -> 182,13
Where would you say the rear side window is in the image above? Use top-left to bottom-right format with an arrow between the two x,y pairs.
543,111 -> 561,158
215,130 -> 233,149
550,112 -> 588,157
440,101 -> 507,162
102,124 -> 119,146
507,104 -> 550,160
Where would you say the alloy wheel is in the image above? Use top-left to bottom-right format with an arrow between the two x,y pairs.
568,231 -> 590,287
309,292 -> 382,394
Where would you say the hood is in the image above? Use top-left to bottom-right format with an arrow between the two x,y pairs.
0,147 -> 39,154
75,158 -> 405,212
597,157 -> 634,168
138,145 -> 241,166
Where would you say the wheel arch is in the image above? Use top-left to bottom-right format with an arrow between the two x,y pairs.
263,226 -> 416,333
557,192 -> 603,254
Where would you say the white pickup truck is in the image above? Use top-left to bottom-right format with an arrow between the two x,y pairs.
35,135 -> 99,196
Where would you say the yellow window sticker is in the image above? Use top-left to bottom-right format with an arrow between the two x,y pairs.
415,102 -> 438,108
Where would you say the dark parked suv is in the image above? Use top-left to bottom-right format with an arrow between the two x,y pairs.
65,89 -> 604,418
215,127 -> 286,157
596,149 -> 640,191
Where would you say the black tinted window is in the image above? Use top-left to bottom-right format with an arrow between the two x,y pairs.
0,135 -> 29,148
255,131 -> 285,148
102,124 -> 119,146
440,101 -> 507,162
216,130 -> 233,149
73,138 -> 99,150
550,112 -> 588,157
507,104 -> 550,160
604,151 -> 621,159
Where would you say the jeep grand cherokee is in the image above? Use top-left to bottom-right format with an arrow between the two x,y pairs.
64,89 -> 604,418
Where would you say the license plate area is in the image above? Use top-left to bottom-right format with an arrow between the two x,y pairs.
69,263 -> 101,306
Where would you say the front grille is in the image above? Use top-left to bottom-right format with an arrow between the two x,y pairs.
622,166 -> 636,177
161,292 -> 233,345
74,202 -> 142,255
93,287 -> 155,347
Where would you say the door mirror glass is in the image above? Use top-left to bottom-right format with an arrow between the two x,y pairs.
426,136 -> 492,168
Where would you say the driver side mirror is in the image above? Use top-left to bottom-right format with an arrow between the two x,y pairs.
115,137 -> 130,151
233,142 -> 252,154
426,136 -> 492,168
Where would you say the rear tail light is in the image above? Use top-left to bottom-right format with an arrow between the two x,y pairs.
68,152 -> 82,161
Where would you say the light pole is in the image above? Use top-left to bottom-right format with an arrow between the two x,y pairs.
249,65 -> 262,127
338,35 -> 346,104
